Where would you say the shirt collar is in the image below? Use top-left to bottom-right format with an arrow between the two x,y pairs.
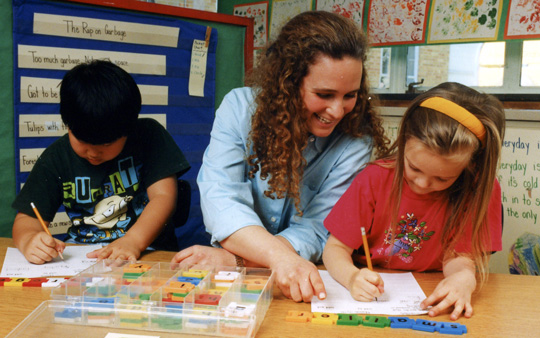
307,133 -> 331,153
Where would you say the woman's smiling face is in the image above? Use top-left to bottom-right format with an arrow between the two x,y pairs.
300,54 -> 363,138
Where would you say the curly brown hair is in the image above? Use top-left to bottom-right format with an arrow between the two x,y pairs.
245,11 -> 389,214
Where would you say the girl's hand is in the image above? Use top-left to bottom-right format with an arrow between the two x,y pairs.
348,268 -> 384,301
421,269 -> 476,320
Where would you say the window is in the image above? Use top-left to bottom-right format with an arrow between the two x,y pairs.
522,40 -> 540,87
367,39 -> 540,95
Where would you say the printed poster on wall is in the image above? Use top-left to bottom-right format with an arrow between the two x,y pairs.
505,0 -> 540,39
269,0 -> 312,40
316,0 -> 365,26
427,0 -> 503,43
367,0 -> 430,46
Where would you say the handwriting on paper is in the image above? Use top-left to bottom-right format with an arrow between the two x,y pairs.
1,245 -> 101,278
312,270 -> 428,315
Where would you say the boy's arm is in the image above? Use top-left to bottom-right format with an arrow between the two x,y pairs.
12,212 -> 66,264
421,255 -> 477,320
87,175 -> 178,260
323,234 -> 384,301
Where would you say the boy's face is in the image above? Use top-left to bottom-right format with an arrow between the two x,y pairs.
68,130 -> 127,166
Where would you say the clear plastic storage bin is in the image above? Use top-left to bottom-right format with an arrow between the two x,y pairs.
7,260 -> 274,338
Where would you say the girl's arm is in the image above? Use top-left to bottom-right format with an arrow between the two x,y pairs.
323,234 -> 384,301
421,255 -> 477,320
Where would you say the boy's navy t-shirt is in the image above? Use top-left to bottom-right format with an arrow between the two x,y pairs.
12,118 -> 190,244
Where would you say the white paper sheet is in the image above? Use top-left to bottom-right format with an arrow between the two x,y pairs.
312,270 -> 429,315
1,245 -> 101,278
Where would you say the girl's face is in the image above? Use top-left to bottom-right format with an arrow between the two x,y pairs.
300,55 -> 363,138
403,137 -> 473,196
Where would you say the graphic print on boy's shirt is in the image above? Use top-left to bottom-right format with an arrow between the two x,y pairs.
64,156 -> 146,243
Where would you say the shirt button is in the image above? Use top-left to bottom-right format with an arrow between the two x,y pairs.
309,137 -> 315,142
270,217 -> 277,222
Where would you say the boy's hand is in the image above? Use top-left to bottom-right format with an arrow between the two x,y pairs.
421,269 -> 476,320
21,232 -> 66,265
171,245 -> 237,266
348,268 -> 384,302
87,235 -> 141,261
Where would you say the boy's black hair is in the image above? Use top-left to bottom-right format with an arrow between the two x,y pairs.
60,59 -> 141,144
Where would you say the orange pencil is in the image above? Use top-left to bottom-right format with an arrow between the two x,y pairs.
360,227 -> 373,270
31,202 -> 64,260
361,226 -> 377,301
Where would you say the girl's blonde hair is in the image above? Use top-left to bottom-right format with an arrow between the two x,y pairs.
380,82 -> 505,283
245,11 -> 389,214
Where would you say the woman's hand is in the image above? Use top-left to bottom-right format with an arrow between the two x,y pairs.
270,251 -> 326,303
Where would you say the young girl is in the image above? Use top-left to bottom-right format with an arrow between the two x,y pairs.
323,82 -> 505,320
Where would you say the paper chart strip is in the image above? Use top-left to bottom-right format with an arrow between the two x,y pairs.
33,13 -> 180,47
20,76 -> 168,106
19,148 -> 45,173
18,44 -> 166,75
19,114 -> 167,139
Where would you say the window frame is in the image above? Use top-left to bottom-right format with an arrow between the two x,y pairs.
370,40 -> 540,100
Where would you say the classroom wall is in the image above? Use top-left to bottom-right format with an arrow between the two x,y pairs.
0,0 -> 16,237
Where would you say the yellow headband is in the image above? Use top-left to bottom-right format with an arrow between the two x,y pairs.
419,97 -> 486,147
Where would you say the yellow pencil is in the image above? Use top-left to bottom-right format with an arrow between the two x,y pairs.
31,202 -> 64,260
360,227 -> 373,270
361,226 -> 377,301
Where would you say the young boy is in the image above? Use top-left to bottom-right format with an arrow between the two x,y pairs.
12,60 -> 190,264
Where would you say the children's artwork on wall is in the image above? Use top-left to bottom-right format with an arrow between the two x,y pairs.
269,0 -> 312,40
316,0 -> 365,26
233,1 -> 269,49
509,232 -> 540,275
367,0 -> 429,46
427,0 -> 503,43
504,0 -> 540,39
153,0 -> 218,12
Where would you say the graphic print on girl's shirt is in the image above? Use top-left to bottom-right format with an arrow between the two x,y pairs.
378,212 -> 435,264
